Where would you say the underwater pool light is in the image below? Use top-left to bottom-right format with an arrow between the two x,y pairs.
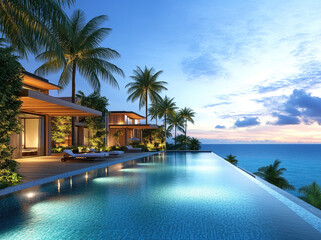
26,192 -> 35,198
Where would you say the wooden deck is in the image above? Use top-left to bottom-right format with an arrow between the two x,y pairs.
15,152 -> 155,183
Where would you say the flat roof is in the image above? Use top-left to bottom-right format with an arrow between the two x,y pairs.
109,111 -> 145,119
109,124 -> 158,129
22,71 -> 60,90
20,89 -> 102,116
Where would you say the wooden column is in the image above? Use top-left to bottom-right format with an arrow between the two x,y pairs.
45,115 -> 51,156
125,128 -> 128,146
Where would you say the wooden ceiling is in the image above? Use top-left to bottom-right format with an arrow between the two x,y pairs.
20,90 -> 101,116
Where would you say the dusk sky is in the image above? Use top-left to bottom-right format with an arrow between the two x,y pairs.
21,0 -> 321,143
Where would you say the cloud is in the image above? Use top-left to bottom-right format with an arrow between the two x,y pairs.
271,113 -> 300,125
234,117 -> 260,128
204,102 -> 231,108
215,125 -> 226,129
271,89 -> 321,125
182,54 -> 221,79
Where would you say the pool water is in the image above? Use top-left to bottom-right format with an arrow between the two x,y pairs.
0,152 -> 320,239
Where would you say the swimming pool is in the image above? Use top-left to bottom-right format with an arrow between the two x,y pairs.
0,152 -> 320,239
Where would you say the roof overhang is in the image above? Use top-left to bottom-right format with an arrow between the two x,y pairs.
109,111 -> 145,119
109,124 -> 158,129
22,71 -> 60,90
20,89 -> 102,116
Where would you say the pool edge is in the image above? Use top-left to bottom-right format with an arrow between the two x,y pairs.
0,151 -> 162,197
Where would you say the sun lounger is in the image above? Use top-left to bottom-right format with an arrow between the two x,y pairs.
61,150 -> 109,162
109,150 -> 124,156
89,148 -> 124,157
126,145 -> 142,152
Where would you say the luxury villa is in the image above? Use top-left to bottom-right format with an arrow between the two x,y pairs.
10,71 -> 157,158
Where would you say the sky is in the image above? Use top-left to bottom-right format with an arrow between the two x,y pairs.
21,0 -> 321,143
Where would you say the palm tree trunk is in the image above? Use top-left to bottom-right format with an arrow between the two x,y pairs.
71,62 -> 76,146
174,125 -> 177,149
145,93 -> 148,125
164,114 -> 167,150
185,119 -> 187,150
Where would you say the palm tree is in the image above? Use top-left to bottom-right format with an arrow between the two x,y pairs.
35,10 -> 124,145
224,154 -> 238,165
298,182 -> 321,209
175,134 -> 191,149
0,0 -> 74,55
148,102 -> 160,125
254,160 -> 295,190
168,111 -> 184,148
157,96 -> 177,148
179,107 -> 195,150
126,66 -> 167,124
189,137 -> 201,150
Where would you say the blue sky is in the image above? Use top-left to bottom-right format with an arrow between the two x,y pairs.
21,0 -> 321,143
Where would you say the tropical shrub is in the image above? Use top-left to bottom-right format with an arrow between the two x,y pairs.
224,154 -> 238,165
298,181 -> 321,209
0,169 -> 22,188
76,91 -> 109,148
51,116 -> 71,146
254,160 -> 295,190
189,137 -> 201,150
0,47 -> 23,188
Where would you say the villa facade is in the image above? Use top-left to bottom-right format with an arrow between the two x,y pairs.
10,72 -> 158,158
11,71 -> 102,158
107,111 -> 158,146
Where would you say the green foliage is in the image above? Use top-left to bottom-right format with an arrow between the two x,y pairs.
0,47 -> 23,187
178,107 -> 195,150
157,96 -> 177,148
224,154 -> 238,165
143,129 -> 164,149
129,141 -> 149,152
174,134 -> 191,150
0,169 -> 22,188
254,159 -> 295,190
148,103 -> 161,125
189,137 -> 201,150
35,9 -> 124,95
51,116 -> 71,146
168,111 -> 184,146
298,181 -> 321,209
0,0 -> 74,56
77,91 -> 109,149
126,66 -> 167,123
113,130 -> 124,146
110,145 -> 127,151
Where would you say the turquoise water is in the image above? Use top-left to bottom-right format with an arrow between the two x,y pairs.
0,152 -> 320,239
201,144 -> 321,195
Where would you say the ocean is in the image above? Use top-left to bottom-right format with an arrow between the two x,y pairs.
201,144 -> 321,196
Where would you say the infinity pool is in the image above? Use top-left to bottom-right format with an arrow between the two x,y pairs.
0,152 -> 320,239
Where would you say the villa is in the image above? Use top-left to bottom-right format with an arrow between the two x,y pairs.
107,111 -> 157,146
10,72 -> 157,158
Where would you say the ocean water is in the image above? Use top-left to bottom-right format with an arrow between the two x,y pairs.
0,152 -> 320,239
201,144 -> 321,195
